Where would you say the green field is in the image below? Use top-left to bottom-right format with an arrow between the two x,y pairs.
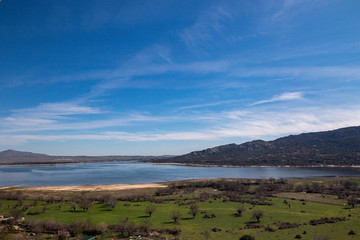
0,178 -> 360,239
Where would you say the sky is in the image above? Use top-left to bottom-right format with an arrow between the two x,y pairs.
1,0 -> 360,156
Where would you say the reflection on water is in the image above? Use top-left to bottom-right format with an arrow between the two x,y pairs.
0,161 -> 359,187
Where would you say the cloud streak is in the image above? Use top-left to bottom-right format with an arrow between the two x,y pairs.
2,105 -> 360,146
251,92 -> 304,106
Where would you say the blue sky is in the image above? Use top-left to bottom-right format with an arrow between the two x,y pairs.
1,0 -> 360,156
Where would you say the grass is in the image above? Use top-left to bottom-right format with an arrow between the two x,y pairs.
1,177 -> 360,239
1,194 -> 359,239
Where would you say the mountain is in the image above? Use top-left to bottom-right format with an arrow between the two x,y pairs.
0,149 -> 50,159
0,149 -> 167,165
152,126 -> 360,166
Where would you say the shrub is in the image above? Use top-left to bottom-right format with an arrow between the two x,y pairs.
212,227 -> 221,232
239,234 -> 255,240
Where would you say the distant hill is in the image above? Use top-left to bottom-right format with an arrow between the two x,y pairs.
0,149 -> 166,165
152,126 -> 360,166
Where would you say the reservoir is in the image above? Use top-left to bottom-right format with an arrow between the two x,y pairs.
0,161 -> 360,187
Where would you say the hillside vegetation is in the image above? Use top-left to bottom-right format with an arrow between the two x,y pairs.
152,126 -> 360,166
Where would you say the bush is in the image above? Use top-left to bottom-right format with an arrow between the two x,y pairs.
239,234 -> 255,240
277,222 -> 301,229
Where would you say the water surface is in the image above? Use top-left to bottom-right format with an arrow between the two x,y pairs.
0,161 -> 359,187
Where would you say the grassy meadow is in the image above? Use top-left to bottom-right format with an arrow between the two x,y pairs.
0,178 -> 360,239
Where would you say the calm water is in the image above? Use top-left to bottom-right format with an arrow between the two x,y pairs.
0,161 -> 360,187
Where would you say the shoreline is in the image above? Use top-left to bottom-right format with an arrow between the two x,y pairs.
2,176 -> 360,192
3,182 -> 167,192
0,159 -> 139,166
1,160 -> 360,168
151,162 -> 360,168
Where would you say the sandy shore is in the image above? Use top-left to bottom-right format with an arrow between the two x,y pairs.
7,183 -> 166,192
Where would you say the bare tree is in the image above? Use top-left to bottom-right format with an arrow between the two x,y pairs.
236,205 -> 245,217
42,205 -> 49,213
70,202 -> 77,212
145,205 -> 156,217
171,210 -> 182,224
189,204 -> 199,218
252,210 -> 264,223
347,196 -> 357,208
106,196 -> 117,209
96,222 -> 108,234
140,218 -> 152,235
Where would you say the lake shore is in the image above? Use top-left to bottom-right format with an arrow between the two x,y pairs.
151,162 -> 360,168
3,182 -> 167,192
1,160 -> 360,168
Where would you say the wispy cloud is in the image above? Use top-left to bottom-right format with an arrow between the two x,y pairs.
230,66 -> 360,80
12,102 -> 102,117
179,5 -> 232,52
178,100 -> 237,110
1,102 -> 102,130
251,92 -> 304,106
0,102 -> 165,133
2,105 -> 360,146
270,0 -> 325,24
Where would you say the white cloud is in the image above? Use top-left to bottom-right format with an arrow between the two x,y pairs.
251,92 -> 304,106
0,102 -> 103,131
178,100 -> 237,110
12,102 -> 101,117
2,105 -> 360,146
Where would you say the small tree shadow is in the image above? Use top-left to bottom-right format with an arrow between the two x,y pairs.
100,208 -> 113,212
245,220 -> 259,224
163,221 -> 179,225
138,215 -> 150,219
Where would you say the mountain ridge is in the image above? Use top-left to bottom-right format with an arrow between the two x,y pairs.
152,126 -> 360,166
0,149 -> 168,165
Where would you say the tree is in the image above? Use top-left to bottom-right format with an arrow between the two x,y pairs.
106,196 -> 117,209
58,202 -> 64,210
236,205 -> 245,217
171,210 -> 182,224
80,199 -> 92,212
70,202 -> 77,212
42,205 -> 49,213
140,218 -> 152,235
347,197 -> 357,208
96,222 -> 108,234
252,210 -> 264,223
189,204 -> 199,218
145,205 -> 156,217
